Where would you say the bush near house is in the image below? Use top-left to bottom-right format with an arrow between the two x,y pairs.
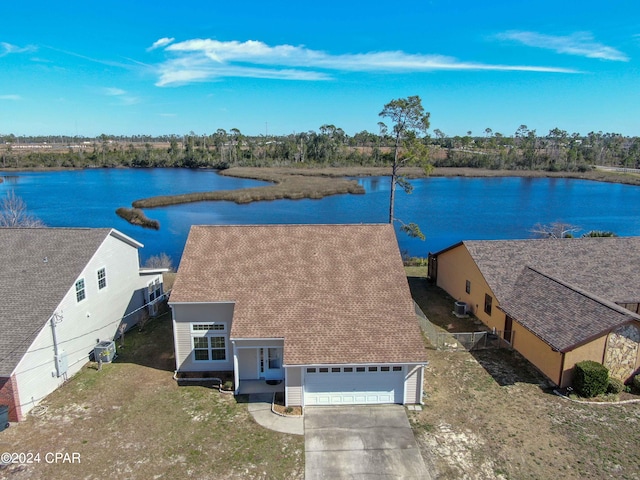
573,360 -> 609,398
632,374 -> 640,394
607,377 -> 625,394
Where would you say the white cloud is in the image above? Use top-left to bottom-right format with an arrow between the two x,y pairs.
0,42 -> 36,57
104,87 -> 127,96
102,87 -> 140,105
148,37 -> 175,51
497,31 -> 629,62
154,38 -> 578,86
0,94 -> 21,101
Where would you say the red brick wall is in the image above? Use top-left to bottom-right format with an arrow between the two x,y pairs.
0,376 -> 22,422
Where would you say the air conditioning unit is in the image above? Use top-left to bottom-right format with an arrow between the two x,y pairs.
454,301 -> 468,316
94,341 -> 116,363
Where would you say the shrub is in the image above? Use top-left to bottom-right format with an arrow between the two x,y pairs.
607,377 -> 625,394
632,374 -> 640,394
573,360 -> 609,398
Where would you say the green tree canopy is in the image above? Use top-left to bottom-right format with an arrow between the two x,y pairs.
379,95 -> 431,239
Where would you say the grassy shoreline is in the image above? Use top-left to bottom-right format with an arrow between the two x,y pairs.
110,165 -> 640,228
130,168 -> 365,208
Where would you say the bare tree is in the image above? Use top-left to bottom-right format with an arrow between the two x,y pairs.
144,252 -> 174,271
0,190 -> 45,227
530,221 -> 580,239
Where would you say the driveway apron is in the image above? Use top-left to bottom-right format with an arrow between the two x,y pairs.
304,405 -> 432,479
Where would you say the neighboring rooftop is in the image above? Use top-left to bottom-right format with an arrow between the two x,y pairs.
0,228 -> 118,376
461,237 -> 640,303
500,266 -> 640,352
170,224 -> 428,366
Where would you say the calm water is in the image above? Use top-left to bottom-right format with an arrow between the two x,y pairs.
2,169 -> 640,265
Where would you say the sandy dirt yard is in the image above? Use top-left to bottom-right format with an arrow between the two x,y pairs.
0,313 -> 304,480
409,276 -> 640,480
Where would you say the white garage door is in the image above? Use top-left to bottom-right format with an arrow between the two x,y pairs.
303,365 -> 404,406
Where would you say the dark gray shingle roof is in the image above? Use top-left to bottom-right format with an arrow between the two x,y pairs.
0,228 -> 113,376
441,237 -> 640,351
500,267 -> 639,352
464,237 -> 640,303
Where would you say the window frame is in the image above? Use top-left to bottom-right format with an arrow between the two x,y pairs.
75,278 -> 86,302
191,322 -> 227,362
190,323 -> 226,333
97,267 -> 107,290
465,279 -> 471,294
148,278 -> 163,303
484,293 -> 493,315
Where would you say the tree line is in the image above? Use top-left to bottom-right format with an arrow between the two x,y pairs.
1,125 -> 639,172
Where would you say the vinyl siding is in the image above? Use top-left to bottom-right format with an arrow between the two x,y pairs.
171,303 -> 235,372
404,364 -> 422,404
286,366 -> 302,407
13,233 -> 158,419
237,348 -> 258,379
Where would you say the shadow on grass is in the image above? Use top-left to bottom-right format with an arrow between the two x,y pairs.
470,348 -> 552,389
112,309 -> 176,372
408,277 -> 552,390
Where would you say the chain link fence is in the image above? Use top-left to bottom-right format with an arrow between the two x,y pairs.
415,301 -> 513,351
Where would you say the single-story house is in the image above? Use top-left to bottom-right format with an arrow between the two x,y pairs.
0,228 -> 165,421
169,224 -> 427,407
428,237 -> 640,387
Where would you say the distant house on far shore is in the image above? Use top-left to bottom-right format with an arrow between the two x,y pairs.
0,228 -> 166,422
429,237 -> 640,387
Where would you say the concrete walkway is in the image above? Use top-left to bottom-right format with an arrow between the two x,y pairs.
304,405 -> 432,480
247,393 -> 304,436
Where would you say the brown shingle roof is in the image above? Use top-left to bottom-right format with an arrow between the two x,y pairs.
500,267 -> 639,352
0,228 -> 114,376
170,224 -> 427,366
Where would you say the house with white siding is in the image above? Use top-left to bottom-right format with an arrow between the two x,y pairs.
169,224 -> 427,408
0,228 -> 165,421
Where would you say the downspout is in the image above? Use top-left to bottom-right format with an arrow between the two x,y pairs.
49,312 -> 64,378
419,362 -> 428,405
232,340 -> 239,395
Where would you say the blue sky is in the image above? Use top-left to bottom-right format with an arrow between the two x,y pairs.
1,1 -> 638,137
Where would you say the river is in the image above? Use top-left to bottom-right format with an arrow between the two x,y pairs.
2,169 -> 639,266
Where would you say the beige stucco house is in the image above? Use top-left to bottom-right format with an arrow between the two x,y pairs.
169,224 -> 428,407
429,237 -> 640,387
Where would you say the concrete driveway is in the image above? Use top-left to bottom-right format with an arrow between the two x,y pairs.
304,405 -> 432,479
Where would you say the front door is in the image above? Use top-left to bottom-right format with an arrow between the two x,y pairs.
260,347 -> 283,380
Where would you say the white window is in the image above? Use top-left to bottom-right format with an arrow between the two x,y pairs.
191,323 -> 227,362
191,323 -> 226,332
192,336 -> 226,361
97,267 -> 107,290
148,278 -> 162,302
75,279 -> 86,302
